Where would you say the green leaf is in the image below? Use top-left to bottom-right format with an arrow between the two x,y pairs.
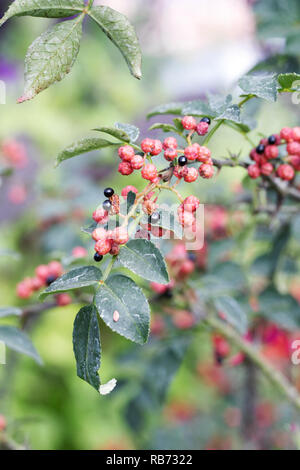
73,305 -> 101,391
0,307 -> 22,318
0,326 -> 42,364
148,123 -> 179,133
0,0 -> 85,26
214,296 -> 248,335
19,16 -> 83,103
115,122 -> 140,143
118,239 -> 169,284
259,287 -> 300,331
56,137 -> 116,166
81,221 -> 98,235
182,99 -> 213,117
126,191 -> 136,213
211,262 -> 246,291
147,102 -> 184,118
239,73 -> 278,102
93,126 -> 130,143
278,72 -> 300,90
88,6 -> 142,79
40,266 -> 102,299
95,274 -> 150,345
292,214 -> 300,242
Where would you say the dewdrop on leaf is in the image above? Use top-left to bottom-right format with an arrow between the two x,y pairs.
99,378 -> 117,396
113,310 -> 120,322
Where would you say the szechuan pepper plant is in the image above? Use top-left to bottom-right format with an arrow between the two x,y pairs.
1,0 -> 300,451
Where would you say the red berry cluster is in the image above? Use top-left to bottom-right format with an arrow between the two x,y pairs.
248,127 -> 300,181
16,261 -> 71,306
1,139 -> 28,169
92,187 -> 129,261
117,117 -> 215,184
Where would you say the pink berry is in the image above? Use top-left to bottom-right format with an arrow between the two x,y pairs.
183,167 -> 198,183
184,145 -> 199,161
72,246 -> 88,258
93,207 -> 108,223
118,145 -> 135,162
141,138 -> 154,154
151,139 -> 163,156
56,293 -> 72,307
31,277 -> 44,291
196,121 -> 209,136
260,162 -> 273,176
250,149 -> 261,164
110,242 -> 120,256
287,142 -> 300,156
150,282 -> 168,294
197,146 -> 211,163
248,164 -> 261,179
92,227 -> 108,241
288,155 -> 300,171
199,164 -> 214,179
141,164 -> 158,181
35,264 -> 50,281
112,227 -> 129,245
164,148 -> 177,161
48,261 -> 63,278
16,279 -> 33,299
173,166 -> 185,179
177,207 -> 195,227
95,239 -> 112,256
182,116 -> 197,131
0,415 -> 7,432
264,145 -> 279,160
121,185 -> 138,198
163,137 -> 177,150
292,127 -> 300,142
131,155 -> 144,170
280,127 -> 293,142
277,164 -> 295,181
182,196 -> 200,212
118,161 -> 133,176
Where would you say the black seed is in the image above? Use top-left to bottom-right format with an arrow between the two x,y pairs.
104,187 -> 114,198
188,252 -> 197,262
102,199 -> 111,211
256,144 -> 265,154
150,212 -> 160,224
46,275 -> 56,286
178,156 -> 187,167
200,117 -> 211,125
94,253 -> 103,262
268,135 -> 276,145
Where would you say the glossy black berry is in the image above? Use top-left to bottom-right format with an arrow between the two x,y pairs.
150,212 -> 160,224
46,275 -> 56,286
256,144 -> 265,154
94,253 -> 103,262
178,156 -> 188,167
201,117 -> 211,125
104,187 -> 114,198
102,199 -> 111,211
188,252 -> 197,262
268,135 -> 276,145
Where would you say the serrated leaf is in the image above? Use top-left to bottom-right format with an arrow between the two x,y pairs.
147,102 -> 184,118
0,326 -> 42,364
239,73 -> 278,102
0,0 -> 85,26
19,16 -> 83,103
217,104 -> 241,123
148,123 -> 178,133
95,274 -> 150,345
73,305 -> 101,390
0,307 -> 22,318
115,122 -> 140,143
88,6 -> 142,79
214,296 -> 248,335
181,99 -> 213,117
56,137 -> 116,166
40,266 -> 102,299
118,239 -> 169,284
278,73 -> 300,90
93,126 -> 130,142
259,287 -> 300,331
